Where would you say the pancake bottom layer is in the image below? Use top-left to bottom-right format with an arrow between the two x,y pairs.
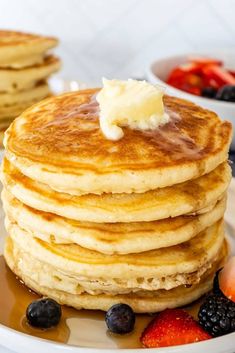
4,236 -> 227,313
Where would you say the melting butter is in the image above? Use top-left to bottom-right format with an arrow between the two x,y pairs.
96,78 -> 169,140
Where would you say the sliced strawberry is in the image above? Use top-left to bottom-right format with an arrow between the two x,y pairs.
186,73 -> 202,87
185,85 -> 201,96
140,309 -> 211,348
166,58 -> 235,97
167,64 -> 201,84
202,76 -> 221,90
228,70 -> 235,78
167,67 -> 202,94
202,65 -> 235,86
219,256 -> 235,302
188,56 -> 222,67
179,63 -> 202,75
167,67 -> 187,84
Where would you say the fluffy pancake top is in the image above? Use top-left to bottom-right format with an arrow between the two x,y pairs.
4,89 -> 232,194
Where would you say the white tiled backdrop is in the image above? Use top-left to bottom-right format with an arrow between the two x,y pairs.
0,0 -> 234,85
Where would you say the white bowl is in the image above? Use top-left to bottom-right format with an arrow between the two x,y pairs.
146,51 -> 235,150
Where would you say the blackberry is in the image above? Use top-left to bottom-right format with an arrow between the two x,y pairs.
198,295 -> 235,337
213,268 -> 224,296
105,303 -> 135,334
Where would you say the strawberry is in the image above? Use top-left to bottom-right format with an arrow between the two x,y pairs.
140,309 -> 211,348
188,56 -> 222,67
166,67 -> 187,84
202,65 -> 235,86
167,68 -> 202,95
178,63 -> 202,74
166,58 -> 235,97
229,70 -> 235,78
184,84 -> 201,96
202,76 -> 221,90
167,64 -> 201,84
219,256 -> 235,302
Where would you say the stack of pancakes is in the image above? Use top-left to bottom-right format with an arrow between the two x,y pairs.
0,30 -> 60,145
0,90 -> 232,313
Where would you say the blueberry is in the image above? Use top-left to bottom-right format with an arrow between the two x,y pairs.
26,298 -> 61,328
105,303 -> 135,334
215,85 -> 235,102
202,87 -> 217,99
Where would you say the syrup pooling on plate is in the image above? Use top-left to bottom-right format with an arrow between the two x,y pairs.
0,255 -> 206,348
0,256 -> 152,348
0,256 -> 70,343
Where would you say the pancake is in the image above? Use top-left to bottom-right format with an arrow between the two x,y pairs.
0,127 -> 6,147
4,236 -> 228,313
0,119 -> 12,142
1,157 -> 230,223
4,90 -> 232,195
0,99 -> 39,119
0,56 -> 61,93
0,82 -> 50,106
0,90 -> 51,120
2,188 -> 226,254
5,218 -> 225,292
0,30 -> 58,68
1,82 -> 232,316
0,117 -> 14,129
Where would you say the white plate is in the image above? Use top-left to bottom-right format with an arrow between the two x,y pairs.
0,151 -> 235,353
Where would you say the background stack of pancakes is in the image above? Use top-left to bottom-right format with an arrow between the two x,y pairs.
0,89 -> 232,313
0,30 -> 61,145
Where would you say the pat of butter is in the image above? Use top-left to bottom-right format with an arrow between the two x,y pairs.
96,78 -> 169,141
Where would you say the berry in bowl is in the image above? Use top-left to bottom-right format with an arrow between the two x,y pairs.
146,51 -> 235,149
166,56 -> 235,101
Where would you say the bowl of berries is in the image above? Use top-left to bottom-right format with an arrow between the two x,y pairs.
146,51 -> 235,149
